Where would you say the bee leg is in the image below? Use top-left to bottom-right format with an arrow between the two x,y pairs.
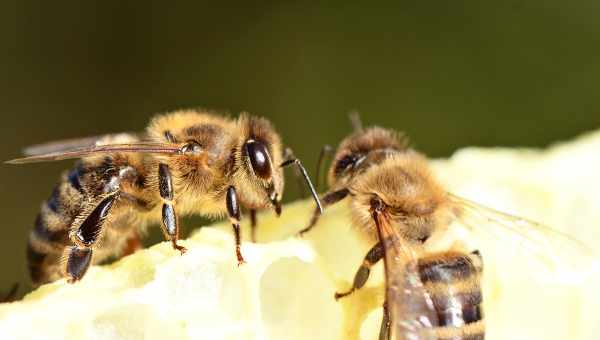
297,188 -> 349,237
226,186 -> 245,265
250,209 -> 258,243
280,154 -> 323,216
335,241 -> 383,300
65,246 -> 93,284
159,163 -> 187,255
378,301 -> 391,340
66,192 -> 120,283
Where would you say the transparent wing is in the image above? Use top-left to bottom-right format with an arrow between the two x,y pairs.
447,193 -> 600,284
441,194 -> 600,340
21,132 -> 143,156
374,211 -> 439,340
6,142 -> 182,164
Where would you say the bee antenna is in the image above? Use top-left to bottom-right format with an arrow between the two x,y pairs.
348,110 -> 363,132
315,145 -> 333,192
280,149 -> 323,214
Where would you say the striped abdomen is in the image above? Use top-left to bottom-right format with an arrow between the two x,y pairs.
27,164 -> 87,285
26,155 -> 145,285
418,251 -> 485,340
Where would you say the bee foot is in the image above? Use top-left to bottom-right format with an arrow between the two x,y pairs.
174,245 -> 187,255
236,250 -> 246,266
334,289 -> 354,301
297,228 -> 310,238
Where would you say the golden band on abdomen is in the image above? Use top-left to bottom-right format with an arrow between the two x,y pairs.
434,320 -> 485,340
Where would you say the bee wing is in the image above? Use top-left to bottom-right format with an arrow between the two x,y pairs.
447,193 -> 600,283
21,132 -> 143,156
374,212 -> 439,340
6,142 -> 182,164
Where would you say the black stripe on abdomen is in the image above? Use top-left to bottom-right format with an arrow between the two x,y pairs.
419,252 -> 477,283
26,242 -> 47,284
67,165 -> 85,193
418,252 -> 484,329
431,295 -> 483,327
46,186 -> 61,213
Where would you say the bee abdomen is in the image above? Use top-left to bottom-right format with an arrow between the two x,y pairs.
26,241 -> 49,284
418,251 -> 484,339
434,321 -> 485,340
27,166 -> 86,285
418,252 -> 480,283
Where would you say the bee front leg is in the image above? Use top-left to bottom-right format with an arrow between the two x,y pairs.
66,192 -> 119,283
334,241 -> 383,300
158,163 -> 187,255
226,186 -> 245,265
298,188 -> 349,237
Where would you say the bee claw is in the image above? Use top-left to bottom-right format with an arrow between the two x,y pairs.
334,289 -> 353,301
297,228 -> 309,238
236,249 -> 246,266
174,245 -> 187,255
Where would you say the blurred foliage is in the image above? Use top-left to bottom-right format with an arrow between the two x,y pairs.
1,1 -> 599,294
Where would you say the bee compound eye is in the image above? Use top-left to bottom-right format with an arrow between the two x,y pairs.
245,140 -> 272,179
334,153 -> 360,175
182,141 -> 202,154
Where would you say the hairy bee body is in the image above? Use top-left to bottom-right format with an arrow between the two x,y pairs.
21,110 -> 304,286
303,123 -> 486,339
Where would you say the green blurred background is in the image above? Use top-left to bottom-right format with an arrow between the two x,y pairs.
1,1 -> 599,295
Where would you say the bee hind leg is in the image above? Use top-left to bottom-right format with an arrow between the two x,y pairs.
334,241 -> 383,300
65,246 -> 93,284
66,192 -> 120,283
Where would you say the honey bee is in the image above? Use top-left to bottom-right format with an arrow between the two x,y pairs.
7,109 -> 322,286
300,115 -> 597,340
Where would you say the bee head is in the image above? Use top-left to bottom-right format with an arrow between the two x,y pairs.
236,114 -> 285,215
329,126 -> 409,185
